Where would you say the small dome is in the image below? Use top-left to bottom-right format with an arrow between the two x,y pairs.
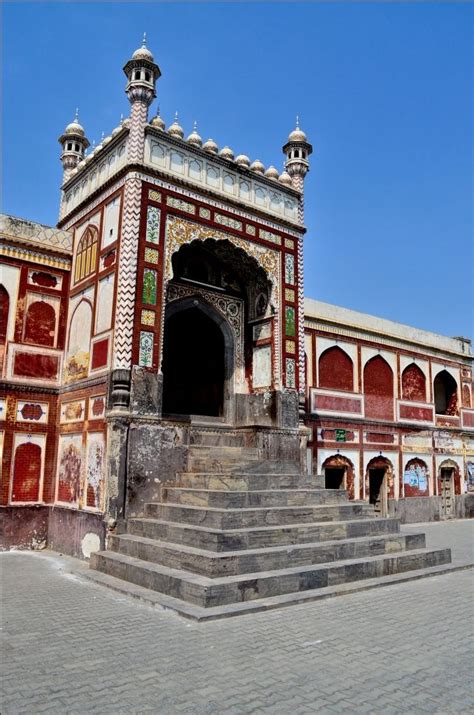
235,154 -> 250,167
250,159 -> 265,174
288,118 -> 307,143
278,170 -> 293,186
203,138 -> 218,154
103,135 -> 112,146
64,110 -> 85,137
132,34 -> 154,62
187,122 -> 202,147
151,112 -> 165,131
219,146 -> 234,161
111,125 -> 122,137
168,112 -> 184,139
264,165 -> 279,180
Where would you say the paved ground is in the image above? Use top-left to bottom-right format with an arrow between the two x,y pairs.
1,521 -> 473,715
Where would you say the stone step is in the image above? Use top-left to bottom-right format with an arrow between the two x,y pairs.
85,561 -> 466,622
162,487 -> 348,508
128,516 -> 401,551
145,502 -> 374,529
174,472 -> 315,490
90,547 -> 451,608
108,531 -> 426,577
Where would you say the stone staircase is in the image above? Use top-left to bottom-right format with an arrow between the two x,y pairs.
89,442 -> 451,619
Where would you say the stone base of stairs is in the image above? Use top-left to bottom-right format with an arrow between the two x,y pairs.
90,439 -> 453,618
84,558 -> 465,621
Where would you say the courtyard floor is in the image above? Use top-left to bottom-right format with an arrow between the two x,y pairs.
1,520 -> 473,715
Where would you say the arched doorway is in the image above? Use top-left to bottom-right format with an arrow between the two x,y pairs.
162,298 -> 233,419
322,455 -> 355,499
437,459 -> 460,519
365,456 -> 394,517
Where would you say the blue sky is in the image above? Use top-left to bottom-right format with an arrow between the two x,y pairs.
2,2 -> 473,339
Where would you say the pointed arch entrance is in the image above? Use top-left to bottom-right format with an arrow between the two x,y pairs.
162,296 -> 234,420
365,456 -> 394,517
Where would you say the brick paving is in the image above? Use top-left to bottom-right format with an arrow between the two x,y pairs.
1,521 -> 473,715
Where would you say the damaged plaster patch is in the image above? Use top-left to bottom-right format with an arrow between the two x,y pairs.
81,532 -> 101,559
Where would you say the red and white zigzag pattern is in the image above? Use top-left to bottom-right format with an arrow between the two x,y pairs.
113,175 -> 142,368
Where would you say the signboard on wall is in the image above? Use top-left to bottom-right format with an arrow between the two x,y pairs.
335,429 -> 346,442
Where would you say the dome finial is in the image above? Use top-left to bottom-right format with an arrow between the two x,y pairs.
193,120 -> 198,131
175,110 -> 179,122
142,32 -> 147,47
74,107 -> 79,122
296,115 -> 300,129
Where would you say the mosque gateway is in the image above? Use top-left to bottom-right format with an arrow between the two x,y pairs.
1,39 -> 472,616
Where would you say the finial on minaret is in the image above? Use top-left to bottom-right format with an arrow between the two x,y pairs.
295,114 -> 300,129
142,32 -> 147,47
74,107 -> 79,122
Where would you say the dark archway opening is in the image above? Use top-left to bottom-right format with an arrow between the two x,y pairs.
162,307 -> 225,417
434,370 -> 458,415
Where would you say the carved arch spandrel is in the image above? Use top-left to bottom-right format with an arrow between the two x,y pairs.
162,215 -> 282,386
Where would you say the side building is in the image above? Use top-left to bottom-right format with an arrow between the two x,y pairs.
304,299 -> 474,521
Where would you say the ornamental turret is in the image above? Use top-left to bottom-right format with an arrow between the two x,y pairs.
282,117 -> 313,222
123,34 -> 161,162
58,110 -> 90,184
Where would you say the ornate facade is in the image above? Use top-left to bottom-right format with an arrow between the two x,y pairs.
1,40 -> 472,558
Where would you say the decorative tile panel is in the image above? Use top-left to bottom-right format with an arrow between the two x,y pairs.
16,401 -> 49,424
253,323 -> 272,341
166,196 -> 196,214
246,225 -> 256,236
215,213 -> 242,231
148,189 -> 162,202
285,288 -> 295,302
141,309 -> 155,326
142,269 -> 157,305
259,229 -> 282,246
89,395 -> 106,420
146,205 -> 161,244
60,400 -> 86,424
144,247 -> 159,264
286,339 -> 296,354
139,331 -> 154,367
285,306 -> 296,337
284,238 -> 295,249
285,254 -> 295,284
286,358 -> 296,388
199,207 -> 211,219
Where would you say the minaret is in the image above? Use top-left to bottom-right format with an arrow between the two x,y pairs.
123,33 -> 161,163
282,117 -> 313,223
58,110 -> 90,184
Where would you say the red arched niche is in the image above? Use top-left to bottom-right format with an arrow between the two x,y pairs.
403,458 -> 429,497
319,346 -> 354,392
11,442 -> 42,502
24,301 -> 56,347
401,363 -> 426,402
364,356 -> 394,420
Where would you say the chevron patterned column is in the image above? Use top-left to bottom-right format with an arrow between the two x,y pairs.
112,174 -> 142,369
